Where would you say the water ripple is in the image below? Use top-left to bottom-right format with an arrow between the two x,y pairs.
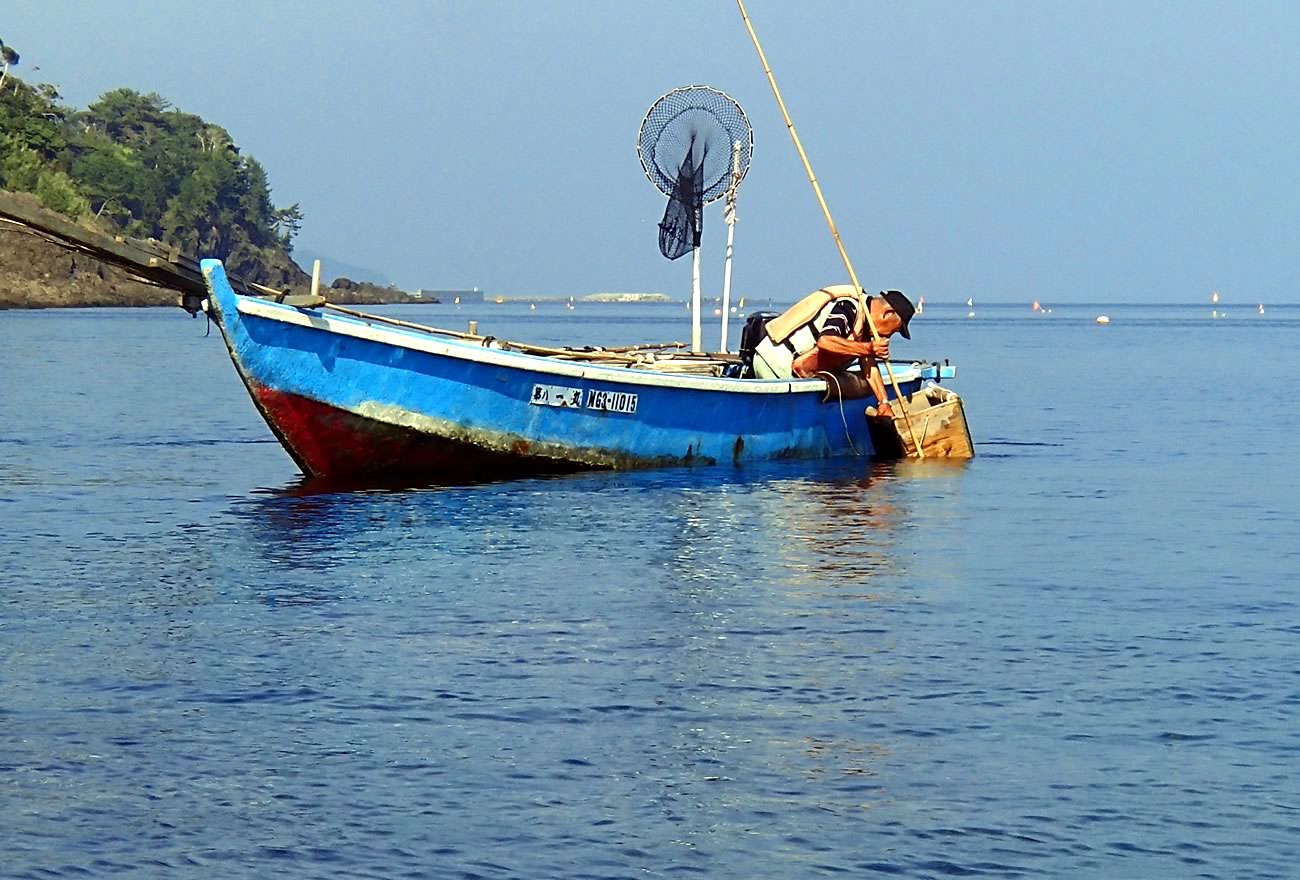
4,311 -> 1300,878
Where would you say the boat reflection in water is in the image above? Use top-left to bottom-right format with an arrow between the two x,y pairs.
227,456 -> 968,596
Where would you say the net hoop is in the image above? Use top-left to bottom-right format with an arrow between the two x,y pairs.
636,84 -> 753,205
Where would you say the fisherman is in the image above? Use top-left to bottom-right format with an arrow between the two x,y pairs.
751,286 -> 915,416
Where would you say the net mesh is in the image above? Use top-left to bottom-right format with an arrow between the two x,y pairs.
657,141 -> 704,260
638,86 -> 753,202
637,86 -> 753,260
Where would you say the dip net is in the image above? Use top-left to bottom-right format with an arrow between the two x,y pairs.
637,85 -> 753,260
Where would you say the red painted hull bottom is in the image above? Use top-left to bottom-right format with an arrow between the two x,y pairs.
250,385 -> 588,482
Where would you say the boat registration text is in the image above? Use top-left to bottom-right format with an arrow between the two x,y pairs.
531,384 -> 638,414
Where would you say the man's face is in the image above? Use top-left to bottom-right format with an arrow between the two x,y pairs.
873,301 -> 903,337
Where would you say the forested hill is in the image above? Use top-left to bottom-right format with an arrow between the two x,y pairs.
0,40 -> 312,304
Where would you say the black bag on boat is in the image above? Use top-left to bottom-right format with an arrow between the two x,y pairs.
738,311 -> 779,378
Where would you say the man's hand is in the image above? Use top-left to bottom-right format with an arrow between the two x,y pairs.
876,400 -> 894,418
863,337 -> 889,360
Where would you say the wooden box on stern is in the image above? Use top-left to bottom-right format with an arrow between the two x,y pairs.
869,384 -> 974,460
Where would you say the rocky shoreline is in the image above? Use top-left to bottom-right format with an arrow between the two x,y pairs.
0,230 -> 423,310
0,219 -> 182,309
0,192 -> 418,310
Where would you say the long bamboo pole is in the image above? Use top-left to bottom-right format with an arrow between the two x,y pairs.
735,0 -> 923,458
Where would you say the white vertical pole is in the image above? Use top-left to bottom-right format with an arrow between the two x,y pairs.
719,221 -> 736,352
310,259 -> 321,299
691,246 -> 702,352
719,140 -> 742,353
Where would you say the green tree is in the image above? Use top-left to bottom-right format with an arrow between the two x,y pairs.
0,72 -> 65,159
272,203 -> 303,249
81,89 -> 170,145
0,39 -> 18,92
2,75 -> 307,282
0,138 -> 43,191
36,168 -> 88,217
71,142 -> 149,224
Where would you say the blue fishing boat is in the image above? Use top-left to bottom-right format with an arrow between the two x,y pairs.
198,260 -> 962,481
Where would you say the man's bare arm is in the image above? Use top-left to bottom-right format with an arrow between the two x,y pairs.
864,360 -> 893,415
814,334 -> 890,361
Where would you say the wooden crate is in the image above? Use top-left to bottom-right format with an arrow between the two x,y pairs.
869,384 -> 975,460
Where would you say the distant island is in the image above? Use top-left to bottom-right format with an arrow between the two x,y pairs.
486,292 -> 673,304
581,292 -> 673,303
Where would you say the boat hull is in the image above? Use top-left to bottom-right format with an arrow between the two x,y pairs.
200,260 -> 941,481
248,384 -> 595,479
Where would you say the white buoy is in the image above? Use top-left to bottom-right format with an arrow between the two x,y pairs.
1095,315 -> 1110,325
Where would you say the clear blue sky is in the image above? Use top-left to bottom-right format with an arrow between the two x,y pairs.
7,1 -> 1300,303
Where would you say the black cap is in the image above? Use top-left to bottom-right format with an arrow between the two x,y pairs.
879,289 -> 915,339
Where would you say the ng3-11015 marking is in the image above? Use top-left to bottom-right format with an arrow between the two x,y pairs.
531,384 -> 638,414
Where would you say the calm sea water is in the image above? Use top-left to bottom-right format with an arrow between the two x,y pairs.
2,300 -> 1298,879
